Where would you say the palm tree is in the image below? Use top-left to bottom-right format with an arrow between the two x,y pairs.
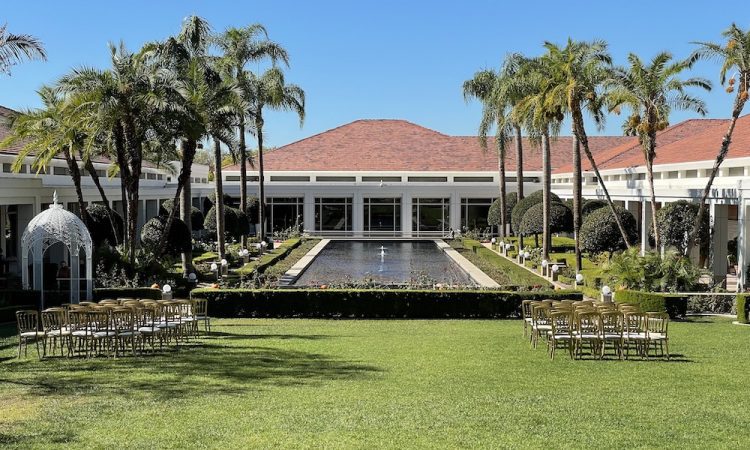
541,39 -> 621,270
244,67 -> 305,241
59,43 -> 164,265
609,52 -> 710,250
690,24 -> 750,252
0,86 -> 90,224
512,56 -> 564,260
215,25 -> 289,245
143,16 -> 240,265
539,39 -> 635,253
463,68 -> 511,238
0,24 -> 46,75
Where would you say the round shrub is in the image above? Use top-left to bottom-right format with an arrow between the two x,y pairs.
159,198 -> 205,231
518,202 -> 573,236
582,199 -> 608,219
654,200 -> 709,254
140,216 -> 192,255
511,190 -> 560,234
579,205 -> 639,254
202,193 -> 234,214
85,203 -> 123,247
204,206 -> 248,240
487,193 -> 518,227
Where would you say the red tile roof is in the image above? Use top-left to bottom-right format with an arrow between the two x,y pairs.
555,118 -> 732,174
226,119 -> 635,172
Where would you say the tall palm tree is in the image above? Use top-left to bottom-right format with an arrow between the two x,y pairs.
59,43 -> 165,265
144,16 -> 239,266
215,25 -> 289,245
243,67 -> 305,241
609,52 -> 710,250
0,86 -> 90,224
539,39 -> 635,252
512,56 -> 564,259
0,24 -> 46,75
463,68 -> 511,238
691,24 -> 750,252
541,39 -> 619,270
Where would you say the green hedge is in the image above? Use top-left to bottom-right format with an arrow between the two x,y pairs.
0,290 -> 68,323
737,294 -> 749,324
190,288 -> 582,318
237,238 -> 302,276
93,288 -> 162,301
614,290 -> 687,319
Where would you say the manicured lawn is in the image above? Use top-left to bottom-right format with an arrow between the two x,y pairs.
1,317 -> 748,448
450,239 -> 550,287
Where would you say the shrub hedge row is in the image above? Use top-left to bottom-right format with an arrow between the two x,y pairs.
93,288 -> 162,301
236,239 -> 302,275
737,294 -> 749,324
614,290 -> 687,319
0,290 -> 68,323
190,288 -> 582,318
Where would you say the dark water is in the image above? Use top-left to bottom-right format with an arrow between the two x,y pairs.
294,240 -> 475,286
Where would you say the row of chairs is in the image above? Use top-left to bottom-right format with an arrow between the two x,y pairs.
521,299 -> 670,360
15,298 -> 211,359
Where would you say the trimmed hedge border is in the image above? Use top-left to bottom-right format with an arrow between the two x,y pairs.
0,290 -> 68,323
236,238 -> 302,275
737,294 -> 749,324
93,288 -> 162,301
190,288 -> 582,318
614,290 -> 687,319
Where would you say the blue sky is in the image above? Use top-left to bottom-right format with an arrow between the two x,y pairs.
1,1 -> 747,147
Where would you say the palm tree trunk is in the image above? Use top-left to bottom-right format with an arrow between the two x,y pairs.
572,136 -> 582,272
238,118 -> 248,248
541,129 -> 551,259
646,151 -> 660,252
63,147 -> 90,226
256,115 -> 266,241
497,136 -> 507,238
514,125 -> 524,201
81,154 -> 120,246
571,107 -> 633,249
690,92 -> 748,254
213,138 -> 226,259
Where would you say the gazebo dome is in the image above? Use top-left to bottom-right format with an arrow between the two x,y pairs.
21,192 -> 93,305
22,199 -> 92,254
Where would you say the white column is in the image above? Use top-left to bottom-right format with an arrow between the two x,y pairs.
303,193 -> 315,233
401,193 -> 412,238
738,200 -> 750,291
710,202 -> 729,278
449,192 -> 461,233
352,191 -> 363,237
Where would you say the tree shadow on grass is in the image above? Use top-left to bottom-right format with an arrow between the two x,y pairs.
0,338 -> 382,402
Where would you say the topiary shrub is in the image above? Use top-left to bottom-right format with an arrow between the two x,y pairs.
85,203 -> 123,247
510,190 -> 560,234
518,202 -> 573,236
654,200 -> 709,255
159,199 -> 205,231
737,294 -> 749,323
140,216 -> 192,255
202,193 -> 234,214
579,205 -> 638,254
582,199 -> 608,219
615,290 -> 687,319
487,193 -> 518,228
204,206 -> 248,240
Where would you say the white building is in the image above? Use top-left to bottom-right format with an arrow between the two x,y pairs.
3,109 -> 750,289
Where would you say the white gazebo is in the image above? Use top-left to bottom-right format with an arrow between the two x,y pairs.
21,192 -> 93,307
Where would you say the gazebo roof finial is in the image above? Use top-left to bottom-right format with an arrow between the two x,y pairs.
53,190 -> 58,206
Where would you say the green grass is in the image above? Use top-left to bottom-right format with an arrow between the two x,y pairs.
451,239 -> 550,287
1,317 -> 748,448
236,238 -> 302,275
192,251 -> 219,264
263,239 -> 321,279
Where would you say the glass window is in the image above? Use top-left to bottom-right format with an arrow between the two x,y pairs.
316,176 -> 356,182
454,176 -> 493,182
315,198 -> 353,231
364,197 -> 401,232
268,197 -> 304,233
412,198 -> 450,233
3,205 -> 18,258
407,176 -> 448,182
728,167 -> 744,177
269,176 -> 310,182
461,198 -> 493,232
362,176 -> 401,182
